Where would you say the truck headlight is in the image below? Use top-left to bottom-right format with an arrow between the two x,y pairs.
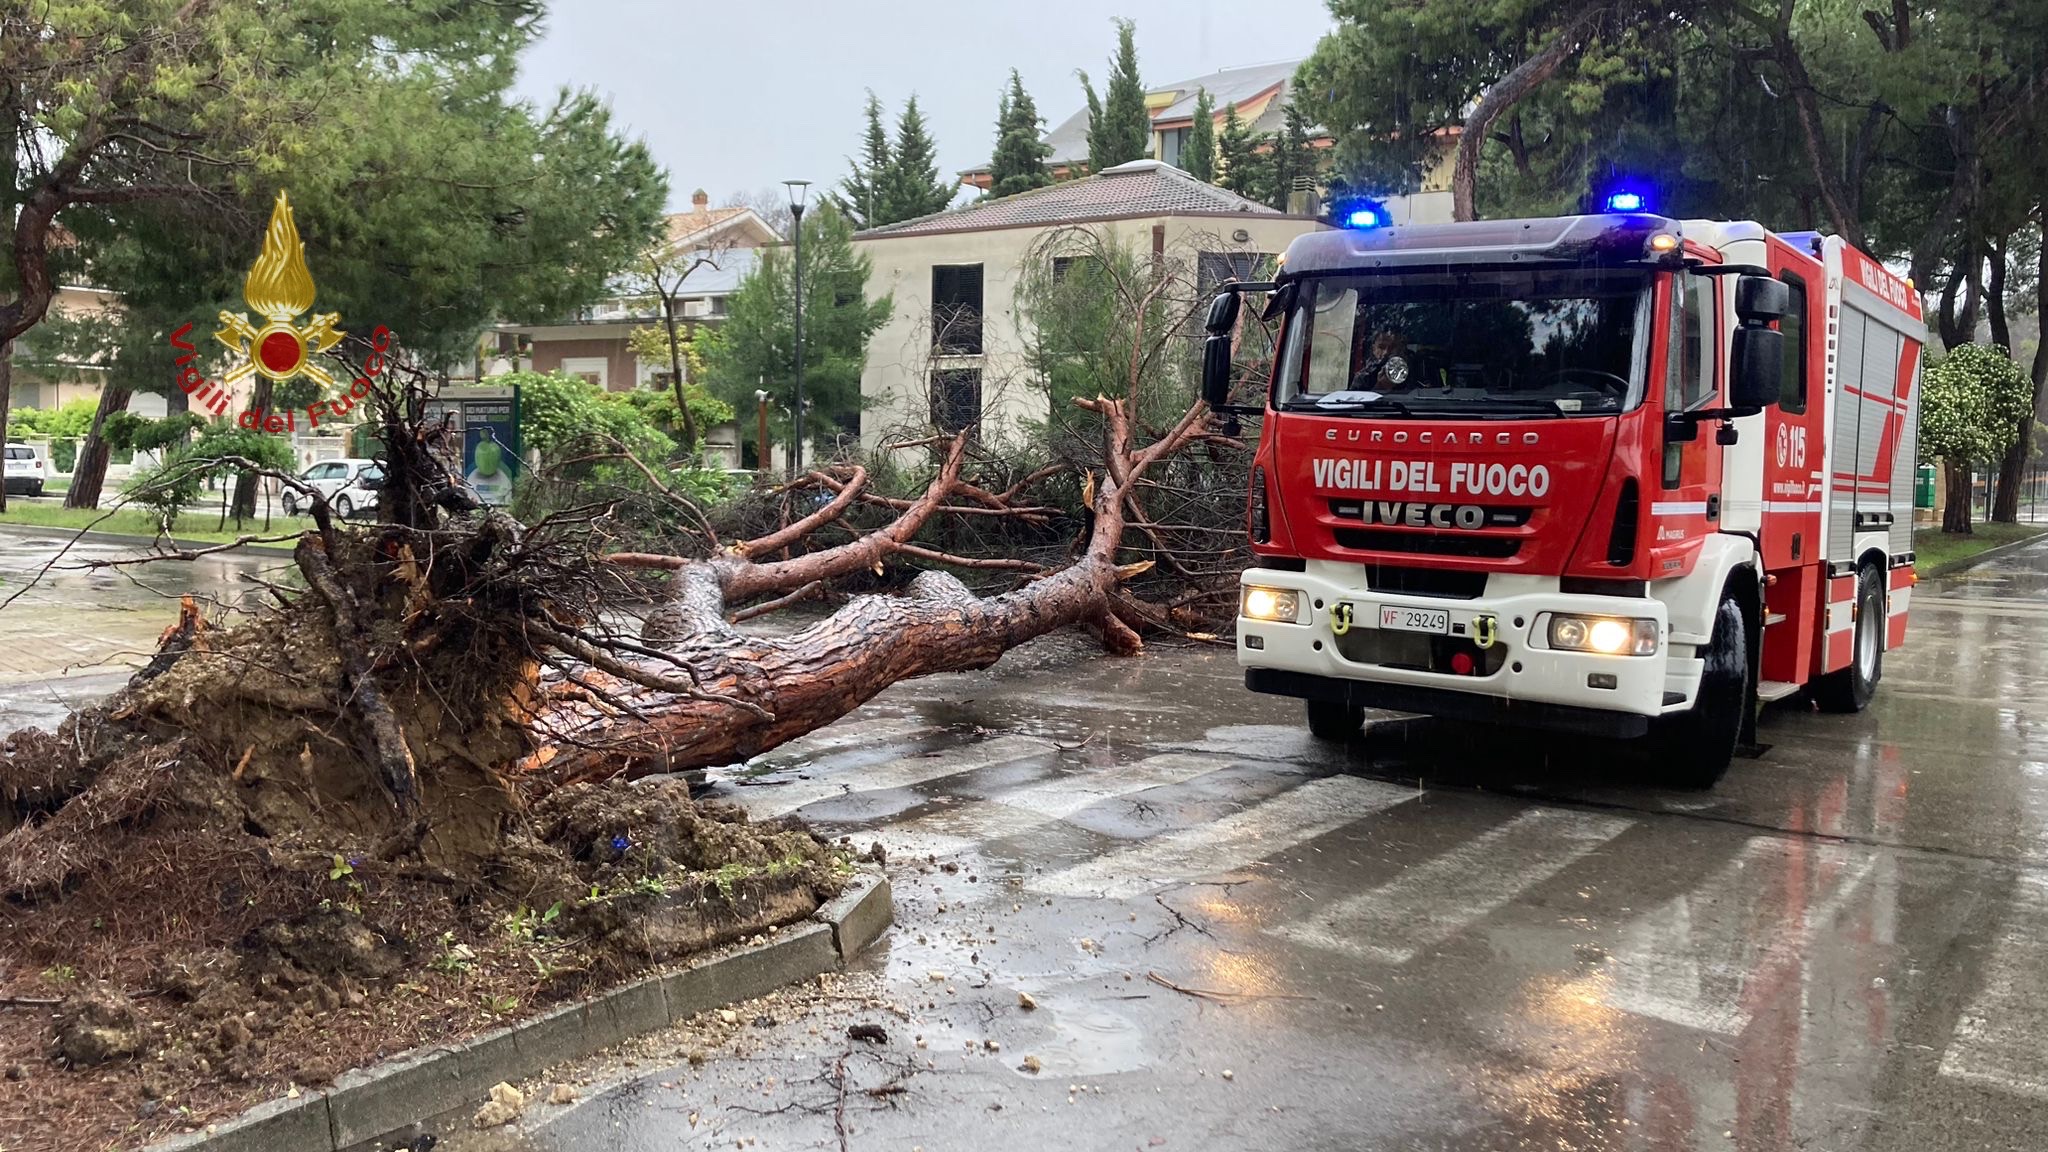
1242,586 -> 1303,624
1547,614 -> 1659,655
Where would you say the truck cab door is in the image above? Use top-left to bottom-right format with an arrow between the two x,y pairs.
1759,256 -> 1822,571
1649,269 -> 1724,576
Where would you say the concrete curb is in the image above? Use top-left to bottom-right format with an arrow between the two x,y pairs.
1920,530 -> 2048,580
0,522 -> 299,556
143,869 -> 891,1152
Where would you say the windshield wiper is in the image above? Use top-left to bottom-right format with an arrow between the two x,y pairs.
1467,395 -> 1578,415
1289,393 -> 1413,416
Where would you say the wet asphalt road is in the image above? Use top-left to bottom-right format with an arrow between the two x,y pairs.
0,529 -> 275,730
7,530 -> 2048,1151
421,536 -> 2048,1152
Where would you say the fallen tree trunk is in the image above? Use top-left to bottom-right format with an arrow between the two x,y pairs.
532,395 -> 1197,783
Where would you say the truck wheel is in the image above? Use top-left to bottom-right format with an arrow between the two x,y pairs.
1810,565 -> 1883,712
1649,595 -> 1750,790
1306,700 -> 1363,741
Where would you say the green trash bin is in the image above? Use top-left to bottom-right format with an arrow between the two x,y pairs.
1915,462 -> 1936,509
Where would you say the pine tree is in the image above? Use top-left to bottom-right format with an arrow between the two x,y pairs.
830,91 -> 892,229
989,70 -> 1053,197
1257,100 -> 1316,209
701,203 -> 893,446
880,95 -> 956,224
1183,88 -> 1217,181
1075,72 -> 1104,177
1084,19 -> 1150,171
1217,102 -> 1261,197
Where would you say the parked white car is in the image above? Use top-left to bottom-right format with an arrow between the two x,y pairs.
4,443 -> 48,497
332,463 -> 383,519
282,458 -> 377,516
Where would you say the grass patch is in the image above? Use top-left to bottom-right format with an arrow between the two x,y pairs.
0,502 -> 315,545
1913,522 -> 2048,572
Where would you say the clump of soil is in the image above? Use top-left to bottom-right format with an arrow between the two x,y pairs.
0,533 -> 849,1152
0,764 -> 846,1152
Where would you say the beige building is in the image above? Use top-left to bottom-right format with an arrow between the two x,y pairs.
495,190 -> 782,391
854,159 -> 1329,447
6,285 -> 174,417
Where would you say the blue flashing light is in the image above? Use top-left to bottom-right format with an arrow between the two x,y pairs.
1344,206 -> 1384,229
1604,190 -> 1646,213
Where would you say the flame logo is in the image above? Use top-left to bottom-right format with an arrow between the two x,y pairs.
244,192 -> 318,320
215,190 -> 343,389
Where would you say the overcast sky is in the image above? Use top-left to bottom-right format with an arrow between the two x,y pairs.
512,0 -> 1336,211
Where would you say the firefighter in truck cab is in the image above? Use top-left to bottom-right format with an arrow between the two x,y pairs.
1206,196 -> 1922,787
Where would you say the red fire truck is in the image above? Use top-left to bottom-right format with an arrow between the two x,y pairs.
1202,208 -> 1922,787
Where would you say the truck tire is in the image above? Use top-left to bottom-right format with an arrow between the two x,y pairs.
1810,564 -> 1883,712
1648,595 -> 1750,790
1306,700 -> 1363,741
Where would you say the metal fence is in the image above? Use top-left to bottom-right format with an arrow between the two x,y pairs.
1969,466 -> 2048,523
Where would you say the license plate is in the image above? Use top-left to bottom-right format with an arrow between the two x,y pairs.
1378,605 -> 1449,635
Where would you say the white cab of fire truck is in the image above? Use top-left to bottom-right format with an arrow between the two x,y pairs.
1205,199 -> 1922,788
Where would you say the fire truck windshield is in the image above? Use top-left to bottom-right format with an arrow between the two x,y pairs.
1275,266 -> 1654,417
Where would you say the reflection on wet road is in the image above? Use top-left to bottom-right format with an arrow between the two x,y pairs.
424,538 -> 2048,1152
12,531 -> 2048,1151
0,529 -> 276,731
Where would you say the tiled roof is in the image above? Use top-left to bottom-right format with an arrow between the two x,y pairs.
858,160 -> 1282,238
665,206 -> 752,246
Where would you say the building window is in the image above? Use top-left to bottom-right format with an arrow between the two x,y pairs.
930,368 -> 982,435
1051,255 -> 1104,284
932,264 -> 983,354
1197,252 -> 1274,294
560,356 -> 608,390
710,296 -> 728,316
1160,127 -> 1190,167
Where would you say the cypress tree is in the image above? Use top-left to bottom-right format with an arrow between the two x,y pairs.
989,70 -> 1053,197
830,91 -> 892,229
881,95 -> 956,224
1217,102 -> 1261,197
1258,100 -> 1316,209
1183,88 -> 1217,181
1084,19 -> 1150,170
1075,70 -> 1104,177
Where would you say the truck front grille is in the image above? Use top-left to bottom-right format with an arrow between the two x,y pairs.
1334,528 -> 1522,559
1362,564 -> 1488,599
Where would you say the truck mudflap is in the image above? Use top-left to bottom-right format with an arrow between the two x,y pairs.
1245,668 -> 1652,739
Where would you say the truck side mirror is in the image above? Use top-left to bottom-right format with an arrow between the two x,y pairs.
1729,326 -> 1782,411
1202,333 -> 1234,409
1204,290 -> 1241,334
1734,275 -> 1789,323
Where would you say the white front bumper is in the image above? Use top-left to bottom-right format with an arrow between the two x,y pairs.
1236,564 -> 1701,719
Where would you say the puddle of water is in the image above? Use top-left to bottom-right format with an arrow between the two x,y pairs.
1024,1001 -> 1151,1078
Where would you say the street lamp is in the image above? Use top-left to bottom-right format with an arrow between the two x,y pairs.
783,179 -> 811,472
754,381 -> 771,476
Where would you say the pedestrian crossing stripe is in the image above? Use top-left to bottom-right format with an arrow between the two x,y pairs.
1939,872 -> 2048,1099
1270,807 -> 1634,964
1026,774 -> 1417,900
881,752 -> 1255,857
722,733 -> 1055,821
